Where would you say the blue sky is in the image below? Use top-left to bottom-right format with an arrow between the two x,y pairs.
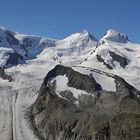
0,0 -> 140,43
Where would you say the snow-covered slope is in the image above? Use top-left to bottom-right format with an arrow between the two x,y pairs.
0,27 -> 140,140
0,28 -> 97,67
81,30 -> 140,90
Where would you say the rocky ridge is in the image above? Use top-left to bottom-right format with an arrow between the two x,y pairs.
32,65 -> 140,140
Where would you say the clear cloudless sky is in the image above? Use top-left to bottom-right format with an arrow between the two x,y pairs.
0,0 -> 140,43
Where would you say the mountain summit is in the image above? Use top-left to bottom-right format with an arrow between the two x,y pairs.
100,29 -> 129,44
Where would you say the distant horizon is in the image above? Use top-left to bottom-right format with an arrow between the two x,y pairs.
0,0 -> 140,43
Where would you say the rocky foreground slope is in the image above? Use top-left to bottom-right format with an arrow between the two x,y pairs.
32,65 -> 140,140
0,27 -> 140,140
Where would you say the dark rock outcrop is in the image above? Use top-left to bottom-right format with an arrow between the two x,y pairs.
110,97 -> 140,140
0,67 -> 12,81
22,38 -> 33,47
109,51 -> 128,68
5,31 -> 19,45
96,51 -> 128,69
44,65 -> 102,93
6,52 -> 23,66
96,55 -> 113,70
31,65 -> 140,140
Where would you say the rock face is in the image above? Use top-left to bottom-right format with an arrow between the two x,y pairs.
32,65 -> 140,140
96,55 -> 113,70
96,50 -> 128,69
0,67 -> 12,81
6,52 -> 23,66
5,31 -> 19,45
110,97 -> 140,140
109,51 -> 128,68
44,65 -> 101,93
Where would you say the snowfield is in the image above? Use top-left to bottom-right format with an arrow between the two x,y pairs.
49,75 -> 90,99
72,66 -> 116,92
81,41 -> 140,90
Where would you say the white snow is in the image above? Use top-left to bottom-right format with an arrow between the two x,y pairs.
72,67 -> 116,92
81,40 -> 140,90
0,78 -> 13,140
100,29 -> 128,43
0,47 -> 13,66
49,75 -> 89,99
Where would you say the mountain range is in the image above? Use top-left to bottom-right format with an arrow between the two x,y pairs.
0,27 -> 140,140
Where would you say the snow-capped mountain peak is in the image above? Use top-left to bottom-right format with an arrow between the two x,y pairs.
0,28 -> 98,67
63,30 -> 97,42
56,30 -> 97,50
100,29 -> 129,44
